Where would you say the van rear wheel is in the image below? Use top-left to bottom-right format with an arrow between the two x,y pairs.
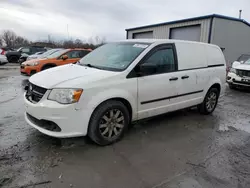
88,100 -> 130,146
198,88 -> 219,115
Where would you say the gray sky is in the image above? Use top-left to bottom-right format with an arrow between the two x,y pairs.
0,0 -> 249,42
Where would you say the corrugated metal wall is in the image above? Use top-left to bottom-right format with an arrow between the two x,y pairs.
211,18 -> 250,63
127,18 -> 211,43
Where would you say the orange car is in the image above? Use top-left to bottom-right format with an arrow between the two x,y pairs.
20,48 -> 92,76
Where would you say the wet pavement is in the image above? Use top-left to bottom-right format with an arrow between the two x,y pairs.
0,69 -> 250,188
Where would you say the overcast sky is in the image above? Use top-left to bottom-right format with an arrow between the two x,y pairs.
0,0 -> 249,42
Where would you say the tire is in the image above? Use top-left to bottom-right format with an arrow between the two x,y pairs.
0,62 -> 7,65
9,56 -> 19,63
198,88 -> 219,115
41,65 -> 55,71
30,70 -> 36,76
88,100 -> 130,146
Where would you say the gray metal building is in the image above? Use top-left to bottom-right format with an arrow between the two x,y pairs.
126,14 -> 250,64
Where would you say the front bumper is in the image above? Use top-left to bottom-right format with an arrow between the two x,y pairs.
0,59 -> 8,64
24,91 -> 89,138
227,72 -> 250,87
20,65 -> 37,76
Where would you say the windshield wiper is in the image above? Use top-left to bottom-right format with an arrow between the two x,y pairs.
82,64 -> 103,70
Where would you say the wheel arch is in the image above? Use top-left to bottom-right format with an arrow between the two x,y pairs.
93,98 -> 133,122
205,77 -> 223,96
210,83 -> 221,95
41,63 -> 57,70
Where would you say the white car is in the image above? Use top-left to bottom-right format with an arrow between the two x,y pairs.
26,48 -> 64,61
0,55 -> 8,65
26,51 -> 45,61
227,55 -> 250,88
24,39 -> 226,145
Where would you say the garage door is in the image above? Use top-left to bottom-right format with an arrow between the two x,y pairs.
133,31 -> 153,39
170,25 -> 201,41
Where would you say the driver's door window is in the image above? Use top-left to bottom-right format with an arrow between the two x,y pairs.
142,48 -> 176,75
64,51 -> 81,59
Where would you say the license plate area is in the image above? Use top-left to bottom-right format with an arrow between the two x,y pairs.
242,78 -> 250,82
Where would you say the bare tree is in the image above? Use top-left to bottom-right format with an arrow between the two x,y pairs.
14,36 -> 29,47
63,40 -> 75,48
0,30 -> 30,48
1,30 -> 17,47
74,39 -> 83,48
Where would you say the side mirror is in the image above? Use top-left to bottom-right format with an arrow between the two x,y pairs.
137,63 -> 157,76
62,55 -> 68,60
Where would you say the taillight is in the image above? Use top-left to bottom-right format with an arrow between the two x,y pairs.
0,49 -> 5,55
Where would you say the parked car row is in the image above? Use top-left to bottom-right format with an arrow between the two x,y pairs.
20,48 -> 92,75
6,46 -> 48,63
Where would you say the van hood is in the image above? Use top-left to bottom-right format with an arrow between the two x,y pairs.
232,61 -> 250,71
29,64 -> 118,89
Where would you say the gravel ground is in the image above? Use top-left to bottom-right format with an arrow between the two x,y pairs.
0,69 -> 250,188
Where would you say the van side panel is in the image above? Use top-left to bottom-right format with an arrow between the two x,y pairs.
174,42 -> 208,109
174,42 -> 226,111
175,42 -> 207,70
206,45 -> 226,66
205,45 -> 226,96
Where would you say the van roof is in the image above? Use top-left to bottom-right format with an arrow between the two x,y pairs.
119,39 -> 219,48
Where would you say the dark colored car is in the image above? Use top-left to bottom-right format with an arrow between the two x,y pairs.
0,47 -> 14,55
5,46 -> 47,63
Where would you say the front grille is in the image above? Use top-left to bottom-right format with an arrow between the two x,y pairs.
25,82 -> 47,103
26,113 -> 61,132
233,80 -> 250,86
237,69 -> 250,77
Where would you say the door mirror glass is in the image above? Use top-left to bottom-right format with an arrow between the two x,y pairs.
62,55 -> 68,60
138,63 -> 157,75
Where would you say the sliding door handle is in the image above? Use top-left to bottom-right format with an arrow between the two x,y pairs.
181,75 -> 189,79
169,77 -> 178,81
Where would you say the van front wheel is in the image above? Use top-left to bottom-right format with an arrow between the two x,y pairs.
88,100 -> 130,146
198,88 -> 219,115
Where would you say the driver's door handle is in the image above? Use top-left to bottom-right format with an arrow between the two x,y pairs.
181,75 -> 189,79
169,77 -> 178,81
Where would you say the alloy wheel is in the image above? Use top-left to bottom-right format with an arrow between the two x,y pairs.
99,109 -> 125,139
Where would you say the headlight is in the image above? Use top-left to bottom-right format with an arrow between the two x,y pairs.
26,62 -> 39,66
230,68 -> 236,74
48,89 -> 83,104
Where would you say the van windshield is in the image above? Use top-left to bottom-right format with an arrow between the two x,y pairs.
79,43 -> 149,71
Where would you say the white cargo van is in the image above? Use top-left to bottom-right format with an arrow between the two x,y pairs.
24,39 -> 226,145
